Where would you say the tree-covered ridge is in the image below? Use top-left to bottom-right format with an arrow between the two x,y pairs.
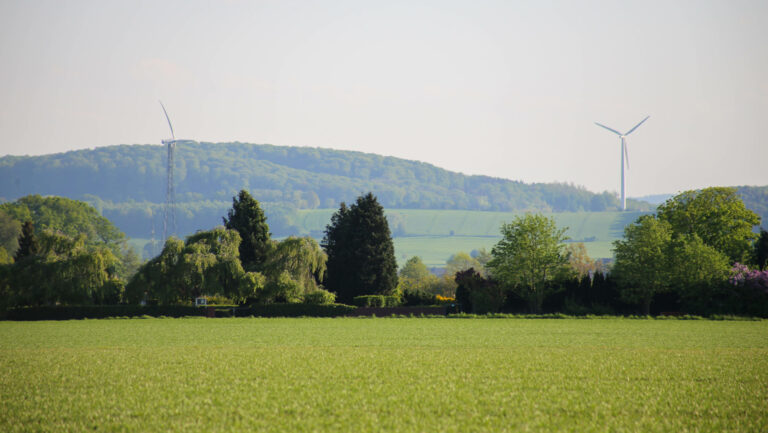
0,141 -> 646,212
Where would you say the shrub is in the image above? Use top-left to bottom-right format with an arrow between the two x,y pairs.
303,290 -> 336,305
402,289 -> 435,306
352,295 -> 402,307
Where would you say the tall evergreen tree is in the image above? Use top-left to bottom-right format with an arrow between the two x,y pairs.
14,221 -> 39,262
322,193 -> 398,303
755,229 -> 768,270
223,190 -> 271,271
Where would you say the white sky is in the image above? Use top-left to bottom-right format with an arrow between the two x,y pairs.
0,0 -> 766,197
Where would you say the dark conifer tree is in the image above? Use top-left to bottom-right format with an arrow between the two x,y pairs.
14,221 -> 39,262
223,190 -> 271,271
322,193 -> 398,303
755,229 -> 768,270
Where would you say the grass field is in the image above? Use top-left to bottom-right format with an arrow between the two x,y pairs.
1,318 -> 766,432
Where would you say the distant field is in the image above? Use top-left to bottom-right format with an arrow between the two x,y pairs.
129,210 -> 647,265
1,318 -> 766,432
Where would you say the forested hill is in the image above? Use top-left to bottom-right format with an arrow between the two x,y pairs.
0,141 -> 642,212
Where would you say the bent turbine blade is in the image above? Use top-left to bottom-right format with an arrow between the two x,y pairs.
595,122 -> 623,136
159,101 -> 175,140
625,115 -> 649,136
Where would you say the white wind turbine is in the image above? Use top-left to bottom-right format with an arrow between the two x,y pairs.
594,116 -> 649,211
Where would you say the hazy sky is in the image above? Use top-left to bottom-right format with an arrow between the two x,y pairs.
1,0 -> 766,197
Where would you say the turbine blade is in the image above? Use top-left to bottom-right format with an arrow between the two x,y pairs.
594,122 -> 623,136
159,101 -> 175,140
624,115 -> 649,136
623,140 -> 630,170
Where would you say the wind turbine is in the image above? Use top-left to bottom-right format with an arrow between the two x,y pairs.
159,101 -> 177,241
594,116 -> 649,211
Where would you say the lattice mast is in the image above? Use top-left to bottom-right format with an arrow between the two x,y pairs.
159,101 -> 177,240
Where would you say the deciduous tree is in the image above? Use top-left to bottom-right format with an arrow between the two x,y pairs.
487,214 -> 569,313
657,187 -> 760,263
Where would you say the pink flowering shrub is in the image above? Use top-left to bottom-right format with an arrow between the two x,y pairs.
729,263 -> 768,294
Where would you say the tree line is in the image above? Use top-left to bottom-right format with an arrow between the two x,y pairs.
1,187 -> 766,317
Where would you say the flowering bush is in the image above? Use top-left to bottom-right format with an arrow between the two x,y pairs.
729,263 -> 768,294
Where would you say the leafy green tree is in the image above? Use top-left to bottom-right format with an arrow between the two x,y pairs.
487,214 -> 569,313
657,187 -> 761,263
612,215 -> 673,315
126,227 -> 264,304
6,229 -> 121,306
398,256 -> 441,298
223,190 -> 271,271
565,242 -> 604,278
260,236 -> 331,303
667,234 -> 730,313
322,193 -> 398,303
1,195 -> 137,280
0,210 -> 21,257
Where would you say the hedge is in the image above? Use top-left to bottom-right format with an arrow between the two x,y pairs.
234,303 -> 357,317
352,295 -> 401,308
2,305 -> 206,321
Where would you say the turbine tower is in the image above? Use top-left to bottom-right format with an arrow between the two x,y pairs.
159,101 -> 177,241
595,116 -> 649,211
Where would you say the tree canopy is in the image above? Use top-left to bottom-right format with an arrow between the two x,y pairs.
223,190 -> 271,271
487,214 -> 569,313
657,187 -> 760,263
322,193 -> 398,302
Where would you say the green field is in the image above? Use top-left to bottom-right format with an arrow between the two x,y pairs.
1,318 -> 766,432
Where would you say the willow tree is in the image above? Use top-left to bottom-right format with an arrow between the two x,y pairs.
126,227 -> 264,304
261,236 -> 331,303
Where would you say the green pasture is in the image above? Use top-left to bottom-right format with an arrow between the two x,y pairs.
1,318 -> 766,432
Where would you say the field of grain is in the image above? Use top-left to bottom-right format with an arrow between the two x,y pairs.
1,317 -> 766,432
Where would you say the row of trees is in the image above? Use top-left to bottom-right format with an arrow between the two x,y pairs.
437,187 -> 767,316
2,187 -> 766,317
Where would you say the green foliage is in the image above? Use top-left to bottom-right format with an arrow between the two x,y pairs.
1,319 -> 766,432
3,229 -> 122,306
0,209 -> 21,256
657,187 -> 761,263
13,220 -> 38,261
0,142 -> 648,219
401,289 -> 437,306
223,190 -> 271,271
352,295 -> 402,307
612,215 -> 673,314
397,256 -> 443,298
754,229 -> 768,270
302,290 -> 337,305
323,193 -> 398,302
126,227 -> 264,305
0,195 -> 137,280
454,268 -> 505,314
487,214 -> 569,313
